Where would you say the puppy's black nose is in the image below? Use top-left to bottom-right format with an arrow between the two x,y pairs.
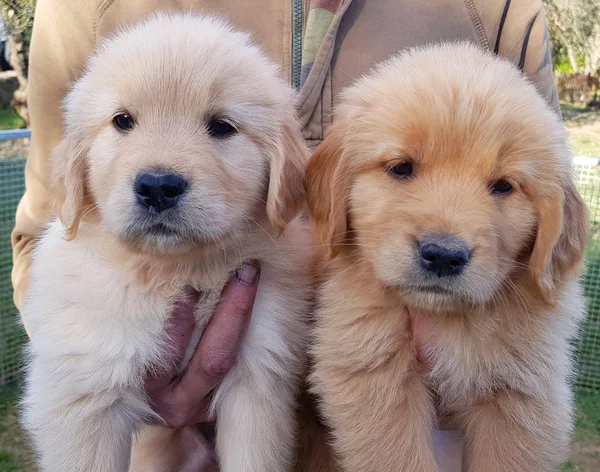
419,236 -> 471,277
134,173 -> 188,213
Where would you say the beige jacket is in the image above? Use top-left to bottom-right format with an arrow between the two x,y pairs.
12,0 -> 558,319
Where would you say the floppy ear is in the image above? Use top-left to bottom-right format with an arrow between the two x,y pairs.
50,134 -> 90,240
530,177 -> 588,305
266,119 -> 311,231
305,122 -> 350,260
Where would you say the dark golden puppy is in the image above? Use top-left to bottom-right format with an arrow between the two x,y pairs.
307,42 -> 588,472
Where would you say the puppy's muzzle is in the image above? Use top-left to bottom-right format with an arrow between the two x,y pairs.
135,172 -> 188,214
418,235 -> 471,277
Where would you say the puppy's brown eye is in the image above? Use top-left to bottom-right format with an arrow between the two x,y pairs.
113,113 -> 135,132
388,161 -> 413,179
207,118 -> 237,138
490,179 -> 513,196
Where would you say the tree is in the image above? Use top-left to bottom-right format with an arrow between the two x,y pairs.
544,0 -> 600,75
0,0 -> 36,126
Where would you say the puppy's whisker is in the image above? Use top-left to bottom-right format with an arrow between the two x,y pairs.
505,279 -> 533,316
334,256 -> 371,280
241,213 -> 279,249
498,257 -> 568,284
309,243 -> 379,250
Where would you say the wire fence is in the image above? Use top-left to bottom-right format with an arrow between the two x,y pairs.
0,134 -> 599,390
0,129 -> 28,385
575,157 -> 600,391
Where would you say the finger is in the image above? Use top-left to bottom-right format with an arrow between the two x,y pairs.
172,261 -> 260,409
433,430 -> 464,472
408,307 -> 438,371
145,291 -> 200,391
163,395 -> 213,429
165,291 -> 201,365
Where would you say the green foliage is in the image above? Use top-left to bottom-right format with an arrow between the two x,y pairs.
0,0 -> 35,37
544,0 -> 600,75
0,108 -> 25,130
0,0 -> 36,76
555,56 -> 586,76
556,59 -> 575,76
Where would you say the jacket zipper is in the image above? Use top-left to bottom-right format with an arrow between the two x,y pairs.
292,0 -> 303,89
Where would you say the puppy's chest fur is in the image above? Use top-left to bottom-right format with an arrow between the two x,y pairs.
25,219 -> 312,379
314,264 -> 583,416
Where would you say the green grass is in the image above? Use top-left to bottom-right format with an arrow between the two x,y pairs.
574,392 -> 600,443
0,109 -> 25,131
563,392 -> 600,471
561,103 -> 597,115
561,103 -> 600,158
571,135 -> 600,158
0,383 -> 30,471
571,140 -> 600,158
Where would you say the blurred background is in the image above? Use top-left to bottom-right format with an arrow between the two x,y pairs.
0,0 -> 599,470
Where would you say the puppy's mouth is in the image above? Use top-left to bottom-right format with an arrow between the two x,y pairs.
124,220 -> 186,239
144,222 -> 182,237
395,283 -> 471,312
119,217 -> 196,253
396,279 -> 459,296
410,285 -> 454,294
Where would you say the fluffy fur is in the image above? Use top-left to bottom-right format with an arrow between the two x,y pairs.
307,42 -> 588,472
20,13 -> 312,472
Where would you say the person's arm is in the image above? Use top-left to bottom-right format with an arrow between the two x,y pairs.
482,0 -> 560,115
523,7 -> 560,115
11,0 -> 98,320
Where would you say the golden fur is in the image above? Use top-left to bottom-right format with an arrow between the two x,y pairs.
306,42 -> 588,472
20,13 -> 313,472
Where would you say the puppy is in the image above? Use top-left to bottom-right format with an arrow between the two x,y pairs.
20,13 -> 312,472
307,42 -> 588,472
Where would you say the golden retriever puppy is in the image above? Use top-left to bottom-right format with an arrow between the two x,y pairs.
20,13 -> 311,472
306,42 -> 588,472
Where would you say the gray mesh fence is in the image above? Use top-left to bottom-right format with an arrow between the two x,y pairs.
0,136 -> 599,390
574,157 -> 600,391
0,129 -> 28,385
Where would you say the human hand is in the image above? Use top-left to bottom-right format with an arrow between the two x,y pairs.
144,262 -> 260,428
433,430 -> 464,472
411,308 -> 463,471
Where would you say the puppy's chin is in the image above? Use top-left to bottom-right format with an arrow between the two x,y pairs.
393,279 -> 500,313
375,260 -> 501,313
111,210 -> 244,257
120,232 -> 196,256
115,222 -> 207,255
396,287 -> 470,313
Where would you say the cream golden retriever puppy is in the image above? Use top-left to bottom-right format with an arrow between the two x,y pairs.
20,13 -> 311,472
307,42 -> 588,472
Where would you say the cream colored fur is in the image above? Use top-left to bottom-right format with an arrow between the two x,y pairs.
307,43 -> 588,472
20,13 -> 311,472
